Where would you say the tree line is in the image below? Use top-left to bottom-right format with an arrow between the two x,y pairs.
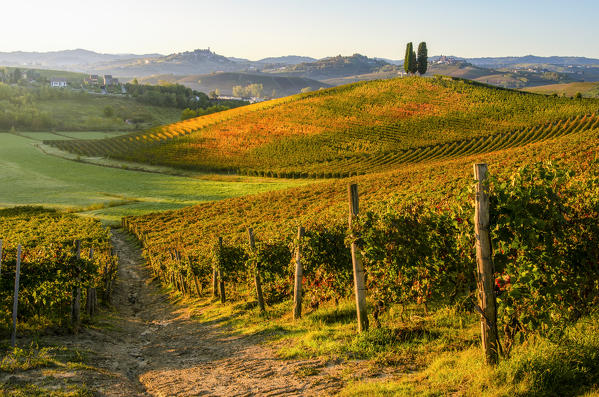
404,42 -> 428,75
125,82 -> 249,120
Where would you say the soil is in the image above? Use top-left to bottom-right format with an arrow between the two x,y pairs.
2,230 -> 344,396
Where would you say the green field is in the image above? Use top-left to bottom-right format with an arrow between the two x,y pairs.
0,82 -> 183,132
0,133 -> 304,223
18,131 -> 129,141
35,96 -> 182,131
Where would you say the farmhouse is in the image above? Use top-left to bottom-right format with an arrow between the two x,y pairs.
103,75 -> 119,86
85,74 -> 100,85
49,78 -> 68,88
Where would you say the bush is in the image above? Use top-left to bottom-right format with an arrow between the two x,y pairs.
490,162 -> 599,344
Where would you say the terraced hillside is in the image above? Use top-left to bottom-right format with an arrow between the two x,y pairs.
45,77 -> 599,177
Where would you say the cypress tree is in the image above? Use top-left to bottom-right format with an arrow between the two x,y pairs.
417,42 -> 428,75
410,49 -> 418,74
404,42 -> 414,74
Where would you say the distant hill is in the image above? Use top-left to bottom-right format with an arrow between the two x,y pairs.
3,49 -> 598,89
263,54 -> 394,80
466,55 -> 599,68
137,72 -> 331,98
321,61 -> 579,89
427,61 -> 580,88
257,56 -> 317,65
0,49 -> 160,70
93,49 -> 253,77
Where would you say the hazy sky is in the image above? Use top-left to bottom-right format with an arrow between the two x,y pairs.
2,0 -> 598,59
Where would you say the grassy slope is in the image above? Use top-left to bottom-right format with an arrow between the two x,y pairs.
523,81 -> 599,97
112,77 -> 599,175
2,66 -> 87,82
35,95 -> 181,131
0,133 -> 305,224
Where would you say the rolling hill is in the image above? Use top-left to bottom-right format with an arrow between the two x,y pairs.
137,72 -> 331,98
45,76 -> 599,177
263,54 -> 393,80
466,55 -> 599,68
522,81 -> 599,97
0,48 -> 160,69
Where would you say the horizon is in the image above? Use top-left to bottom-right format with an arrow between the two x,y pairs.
2,0 -> 598,60
2,47 -> 599,62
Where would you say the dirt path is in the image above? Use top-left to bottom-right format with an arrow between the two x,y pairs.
47,229 -> 343,396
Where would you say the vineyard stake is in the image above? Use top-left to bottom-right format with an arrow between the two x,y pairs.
72,240 -> 82,334
11,245 -> 21,347
473,163 -> 499,365
0,239 -> 3,277
348,184 -> 369,332
247,228 -> 265,312
293,226 -> 305,320
218,237 -> 226,303
212,263 -> 219,298
86,247 -> 96,317
193,273 -> 202,297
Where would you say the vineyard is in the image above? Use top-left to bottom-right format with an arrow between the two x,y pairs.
5,76 -> 599,395
121,126 -> 599,357
0,207 -> 117,335
44,77 -> 599,177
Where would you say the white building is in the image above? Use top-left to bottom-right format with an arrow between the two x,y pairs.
50,78 -> 68,88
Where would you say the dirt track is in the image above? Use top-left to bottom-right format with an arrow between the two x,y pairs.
35,229 -> 343,396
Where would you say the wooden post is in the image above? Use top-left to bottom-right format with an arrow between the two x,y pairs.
179,273 -> 187,295
474,163 -> 499,365
348,184 -> 369,332
86,247 -> 96,317
247,228 -> 265,312
11,245 -> 22,347
91,247 -> 97,314
293,226 -> 305,320
0,239 -> 3,277
193,274 -> 202,297
217,237 -> 226,303
72,240 -> 81,334
212,268 -> 219,297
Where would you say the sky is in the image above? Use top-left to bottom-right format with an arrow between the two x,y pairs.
2,0 -> 598,59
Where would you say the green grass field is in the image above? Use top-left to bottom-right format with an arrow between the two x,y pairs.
35,96 -> 181,131
0,133 -> 305,224
18,131 -> 129,141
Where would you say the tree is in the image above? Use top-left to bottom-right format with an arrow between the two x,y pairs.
209,90 -> 219,100
103,106 -> 114,118
12,68 -> 21,84
248,83 -> 264,98
410,49 -> 417,74
404,43 -> 414,74
417,42 -> 428,75
181,108 -> 197,120
232,85 -> 245,97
